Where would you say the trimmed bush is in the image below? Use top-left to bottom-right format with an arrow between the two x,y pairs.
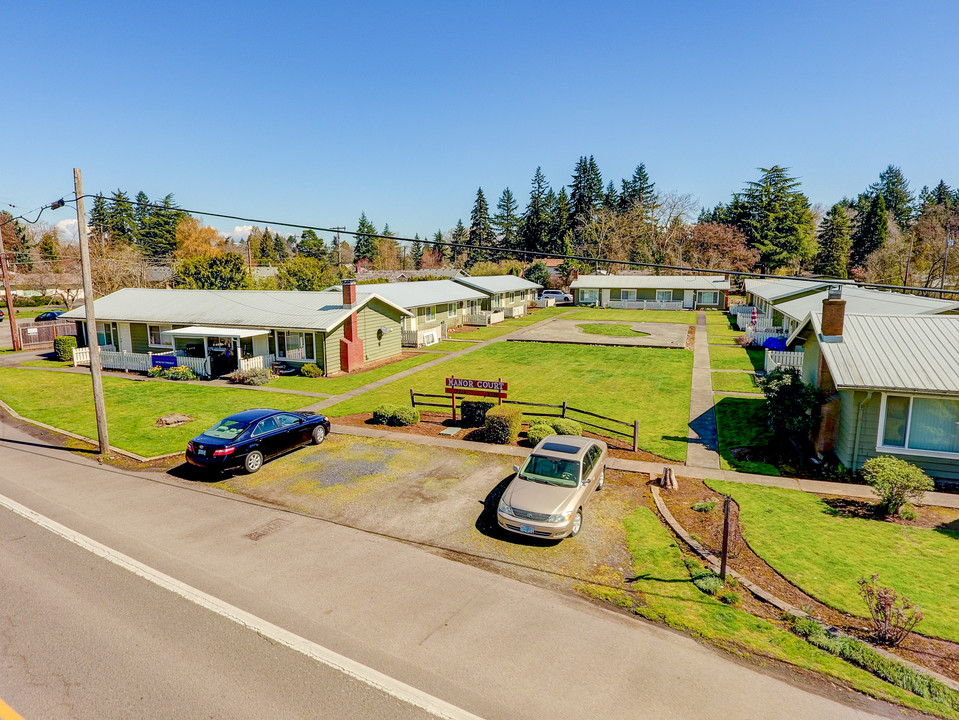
549,417 -> 582,436
389,406 -> 420,427
372,404 -> 399,425
300,363 -> 323,378
861,456 -> 934,516
526,423 -> 553,447
54,335 -> 77,362
691,500 -> 716,513
226,367 -> 272,386
485,405 -> 524,444
460,400 -> 495,428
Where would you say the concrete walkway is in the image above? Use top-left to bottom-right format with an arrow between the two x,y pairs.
686,311 -> 721,468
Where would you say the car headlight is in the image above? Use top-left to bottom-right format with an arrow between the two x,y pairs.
547,510 -> 574,524
497,497 -> 512,516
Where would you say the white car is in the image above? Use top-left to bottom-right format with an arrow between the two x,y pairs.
540,289 -> 572,303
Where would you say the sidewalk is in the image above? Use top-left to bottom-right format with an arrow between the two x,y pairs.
686,311 -> 721,468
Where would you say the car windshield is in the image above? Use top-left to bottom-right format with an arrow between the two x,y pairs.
203,418 -> 250,440
521,455 -> 581,488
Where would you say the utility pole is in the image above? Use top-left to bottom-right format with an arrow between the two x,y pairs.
74,168 -> 110,456
903,230 -> 915,288
943,234 -> 954,290
332,227 -> 345,266
0,218 -> 22,351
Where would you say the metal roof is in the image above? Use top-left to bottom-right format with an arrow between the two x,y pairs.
570,274 -> 730,291
454,275 -> 542,294
775,285 -> 958,323
802,314 -> 959,395
159,326 -> 269,339
744,277 -> 830,302
347,280 -> 486,309
60,287 -> 411,332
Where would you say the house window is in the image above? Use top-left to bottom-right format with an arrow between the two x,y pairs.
276,331 -> 315,361
879,394 -> 959,455
426,305 -> 436,322
509,291 -> 515,304
96,322 -> 113,347
698,291 -> 719,306
656,290 -> 673,302
621,289 -> 637,301
148,324 -> 173,347
493,294 -> 501,306
448,303 -> 455,318
579,289 -> 598,304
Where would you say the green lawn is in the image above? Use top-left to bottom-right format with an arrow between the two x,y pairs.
566,308 -> 697,324
703,310 -> 736,328
20,359 -> 74,369
421,340 -> 477,352
576,323 -> 650,338
323,342 -> 694,461
610,507 -> 956,718
0,368 -> 310,457
450,307 -> 571,341
707,480 -> 959,644
710,371 -> 761,394
270,354 -> 436,394
709,344 -> 765,371
713,394 -> 780,475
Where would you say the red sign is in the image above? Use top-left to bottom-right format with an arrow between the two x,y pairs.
445,376 -> 508,398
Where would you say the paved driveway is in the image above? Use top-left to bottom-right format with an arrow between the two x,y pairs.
507,318 -> 688,347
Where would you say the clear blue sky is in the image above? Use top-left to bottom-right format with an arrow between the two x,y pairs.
5,1 -> 958,244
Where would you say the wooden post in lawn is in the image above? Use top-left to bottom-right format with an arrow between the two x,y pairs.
720,495 -> 731,582
451,390 -> 456,423
409,387 -> 415,409
562,400 -> 567,419
498,377 -> 502,405
632,420 -> 639,452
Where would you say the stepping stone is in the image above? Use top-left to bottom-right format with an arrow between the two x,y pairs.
439,426 -> 462,436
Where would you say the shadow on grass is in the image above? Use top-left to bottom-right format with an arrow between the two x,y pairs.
475,472 -> 562,546
935,520 -> 959,539
712,396 -> 780,476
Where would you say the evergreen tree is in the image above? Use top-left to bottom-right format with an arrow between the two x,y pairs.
298,229 -> 326,259
410,234 -> 424,269
353,212 -> 378,264
175,252 -> 250,289
920,180 -> 955,210
138,193 -> 182,259
38,229 -> 60,264
272,232 -> 290,261
134,191 -> 151,244
569,155 -> 604,230
871,165 -> 915,230
813,204 -> 852,278
106,189 -> 136,244
431,229 -> 445,264
450,219 -> 467,264
602,181 -> 619,210
549,187 -> 572,256
467,187 -> 496,266
88,194 -> 110,244
851,192 -> 888,267
493,187 -> 521,253
520,167 -> 551,254
619,163 -> 657,212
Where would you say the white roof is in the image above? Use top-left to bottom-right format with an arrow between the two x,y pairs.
347,280 -> 486,309
159,326 -> 269,339
570,274 -> 730,291
797,314 -> 959,395
775,285 -> 959,323
60,287 -> 411,333
454,275 -> 542,294
744,277 -> 831,302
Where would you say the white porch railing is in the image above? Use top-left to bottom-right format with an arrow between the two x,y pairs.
745,327 -> 788,345
496,306 -> 525,319
607,300 -> 684,311
765,350 -> 804,373
239,353 -> 275,372
73,347 -> 212,378
466,311 -> 505,326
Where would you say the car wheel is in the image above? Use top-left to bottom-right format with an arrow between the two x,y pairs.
311,425 -> 326,444
597,467 -> 605,491
569,509 -> 583,537
244,450 -> 263,474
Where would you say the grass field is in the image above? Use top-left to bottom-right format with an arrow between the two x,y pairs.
707,480 -> 959,643
713,394 -> 780,475
566,308 -> 697,324
608,507 -> 957,718
420,340 -> 477,352
0,368 -> 310,456
270,354 -> 436,394
576,323 -> 650,337
709,345 -> 765,371
323,342 -> 694,461
710,371 -> 761,394
449,307 -> 571,341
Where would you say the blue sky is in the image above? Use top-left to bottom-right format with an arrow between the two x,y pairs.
4,1 -> 958,244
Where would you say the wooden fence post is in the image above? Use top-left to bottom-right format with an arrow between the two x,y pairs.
410,388 -> 415,408
632,420 -> 639,452
720,495 -> 731,582
562,400 -> 567,418
451,391 -> 457,422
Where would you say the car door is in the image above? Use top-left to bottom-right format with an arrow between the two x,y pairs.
583,445 -> 602,500
275,413 -> 310,448
250,416 -> 283,458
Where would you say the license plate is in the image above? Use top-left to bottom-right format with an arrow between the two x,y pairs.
198,449 -> 206,456
520,525 -> 534,534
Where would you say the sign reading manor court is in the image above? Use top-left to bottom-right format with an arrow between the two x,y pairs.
445,376 -> 508,399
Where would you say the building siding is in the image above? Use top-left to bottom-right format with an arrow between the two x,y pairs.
323,325 -> 344,374
130,323 -> 149,353
357,300 -> 403,362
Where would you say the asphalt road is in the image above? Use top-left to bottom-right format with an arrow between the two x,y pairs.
0,416 -> 905,720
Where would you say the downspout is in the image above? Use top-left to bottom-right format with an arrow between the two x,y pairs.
321,328 -> 328,377
851,391 -> 875,471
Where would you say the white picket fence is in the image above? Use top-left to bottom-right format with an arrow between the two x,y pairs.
746,327 -> 788,345
765,350 -> 804,373
239,353 -> 275,372
498,306 -> 525,319
607,300 -> 684,311
466,311 -> 505,326
73,347 -> 213,378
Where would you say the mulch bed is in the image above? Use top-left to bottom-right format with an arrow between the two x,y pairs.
657,476 -> 959,682
333,410 -> 671,463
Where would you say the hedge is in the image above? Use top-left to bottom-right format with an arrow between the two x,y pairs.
526,423 -> 553,447
54,336 -> 77,362
485,405 -> 524,444
460,399 -> 495,427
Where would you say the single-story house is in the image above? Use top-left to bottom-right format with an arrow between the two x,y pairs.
788,289 -> 959,481
60,280 -> 411,378
570,274 -> 730,310
345,279 -> 487,346
453,276 -> 542,318
743,278 -> 959,336
355,268 -> 466,282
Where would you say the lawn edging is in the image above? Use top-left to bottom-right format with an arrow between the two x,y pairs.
650,484 -> 959,695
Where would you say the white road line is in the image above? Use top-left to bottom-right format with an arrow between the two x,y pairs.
0,492 -> 485,720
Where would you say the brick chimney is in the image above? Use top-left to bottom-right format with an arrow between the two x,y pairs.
339,279 -> 364,372
341,278 -> 357,307
820,285 -> 845,342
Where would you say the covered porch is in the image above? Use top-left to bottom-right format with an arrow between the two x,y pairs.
160,326 -> 274,377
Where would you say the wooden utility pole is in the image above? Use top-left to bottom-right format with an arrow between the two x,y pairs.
720,495 -> 731,582
74,168 -> 110,455
903,231 -> 915,288
0,218 -> 22,351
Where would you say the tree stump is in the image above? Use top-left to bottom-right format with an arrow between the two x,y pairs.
660,466 -> 678,490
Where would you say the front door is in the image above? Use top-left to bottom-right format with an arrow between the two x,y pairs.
683,290 -> 695,309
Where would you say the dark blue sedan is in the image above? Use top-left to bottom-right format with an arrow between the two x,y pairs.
186,408 -> 331,474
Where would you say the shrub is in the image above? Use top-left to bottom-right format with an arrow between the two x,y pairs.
226,367 -> 273,386
485,405 -> 524,444
759,367 -> 823,438
898,504 -> 918,521
460,400 -> 495,428
691,500 -> 716,513
389,406 -> 420,426
147,365 -> 166,378
717,591 -> 740,605
372,404 -> 399,425
300,363 -> 323,378
526,423 -> 553,447
861,456 -> 934,516
164,365 -> 199,381
53,335 -> 77,362
549,417 -> 582,436
684,558 -> 723,595
858,574 -> 924,646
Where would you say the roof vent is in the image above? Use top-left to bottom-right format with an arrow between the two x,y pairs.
828,285 -> 842,300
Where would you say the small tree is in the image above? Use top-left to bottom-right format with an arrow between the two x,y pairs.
860,455 -> 933,516
523,260 -> 550,288
857,574 -> 924,646
759,367 -> 822,438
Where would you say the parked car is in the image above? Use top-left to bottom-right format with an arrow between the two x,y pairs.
34,310 -> 64,322
497,435 -> 608,539
539,289 -> 572,303
185,408 -> 331,474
